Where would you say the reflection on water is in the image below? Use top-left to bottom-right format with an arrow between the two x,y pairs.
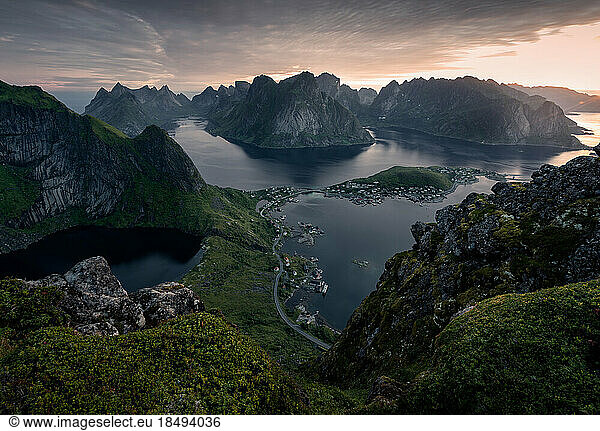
568,112 -> 600,148
280,179 -> 498,329
0,227 -> 204,292
167,117 -> 599,328
169,118 -> 592,190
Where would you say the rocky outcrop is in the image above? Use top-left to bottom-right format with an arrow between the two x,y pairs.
84,83 -> 193,137
369,76 -> 584,148
25,256 -> 203,335
316,156 -> 600,385
0,81 -> 205,252
207,72 -> 374,148
131,281 -> 204,327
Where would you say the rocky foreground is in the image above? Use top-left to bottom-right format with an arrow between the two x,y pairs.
25,256 -> 203,335
314,155 -> 600,413
0,257 -> 306,414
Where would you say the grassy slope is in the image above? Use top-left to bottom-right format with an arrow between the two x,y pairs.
0,281 -> 307,415
353,166 -> 453,190
376,280 -> 600,414
0,81 -> 67,112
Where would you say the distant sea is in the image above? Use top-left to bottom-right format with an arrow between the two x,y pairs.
568,112 -> 600,147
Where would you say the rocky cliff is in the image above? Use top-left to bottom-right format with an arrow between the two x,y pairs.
315,72 -> 376,116
84,83 -> 193,136
207,72 -> 373,148
0,256 -> 307,414
0,80 -> 207,252
316,156 -> 600,391
508,83 -> 600,113
370,77 -> 584,148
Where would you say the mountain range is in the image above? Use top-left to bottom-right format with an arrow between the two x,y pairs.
205,72 -> 374,148
369,76 -> 584,147
82,72 -> 587,149
84,83 -> 193,136
0,80 -> 271,253
508,84 -> 600,113
1,80 -> 599,414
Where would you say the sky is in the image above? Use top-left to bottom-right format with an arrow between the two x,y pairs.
2,0 -> 600,108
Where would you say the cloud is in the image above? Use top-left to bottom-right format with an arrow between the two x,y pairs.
1,0 -> 600,91
0,34 -> 16,43
479,50 -> 518,58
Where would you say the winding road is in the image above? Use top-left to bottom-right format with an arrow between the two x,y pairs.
260,199 -> 331,350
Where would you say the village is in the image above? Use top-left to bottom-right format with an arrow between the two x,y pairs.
256,166 -> 505,340
322,166 -> 506,207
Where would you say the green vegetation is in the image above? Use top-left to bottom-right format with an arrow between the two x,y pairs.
0,279 -> 66,330
387,280 -> 600,414
182,236 -> 320,368
0,310 -> 307,414
89,115 -> 129,142
354,166 -> 453,190
0,80 -> 67,112
0,165 -> 40,224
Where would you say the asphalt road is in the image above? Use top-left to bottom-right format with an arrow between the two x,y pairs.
260,200 -> 331,350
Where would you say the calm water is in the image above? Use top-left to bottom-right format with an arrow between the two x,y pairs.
279,179 -> 497,329
2,114 -> 597,318
568,113 -> 600,148
168,117 -> 594,190
0,227 -> 204,291
165,115 -> 599,328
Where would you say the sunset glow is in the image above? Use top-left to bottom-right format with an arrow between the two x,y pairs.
1,1 -> 599,95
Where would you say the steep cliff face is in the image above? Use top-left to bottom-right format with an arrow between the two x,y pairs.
207,72 -> 373,148
315,72 -> 376,115
191,81 -> 250,114
370,77 -> 584,148
0,81 -> 205,251
84,83 -> 192,136
316,156 -> 600,386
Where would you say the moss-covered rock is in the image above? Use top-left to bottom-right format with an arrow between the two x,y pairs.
367,280 -> 600,414
315,156 -> 600,387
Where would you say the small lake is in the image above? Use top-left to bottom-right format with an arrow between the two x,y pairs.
0,227 -> 204,291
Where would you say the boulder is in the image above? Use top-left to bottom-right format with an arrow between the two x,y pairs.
25,256 -> 205,335
131,282 -> 204,327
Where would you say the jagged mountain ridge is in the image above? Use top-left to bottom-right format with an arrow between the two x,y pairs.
84,82 -> 193,136
369,76 -> 584,147
508,83 -> 600,113
315,72 -> 376,116
191,81 -> 250,113
206,72 -> 374,148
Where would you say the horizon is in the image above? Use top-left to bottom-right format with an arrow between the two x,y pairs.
2,0 -> 600,102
